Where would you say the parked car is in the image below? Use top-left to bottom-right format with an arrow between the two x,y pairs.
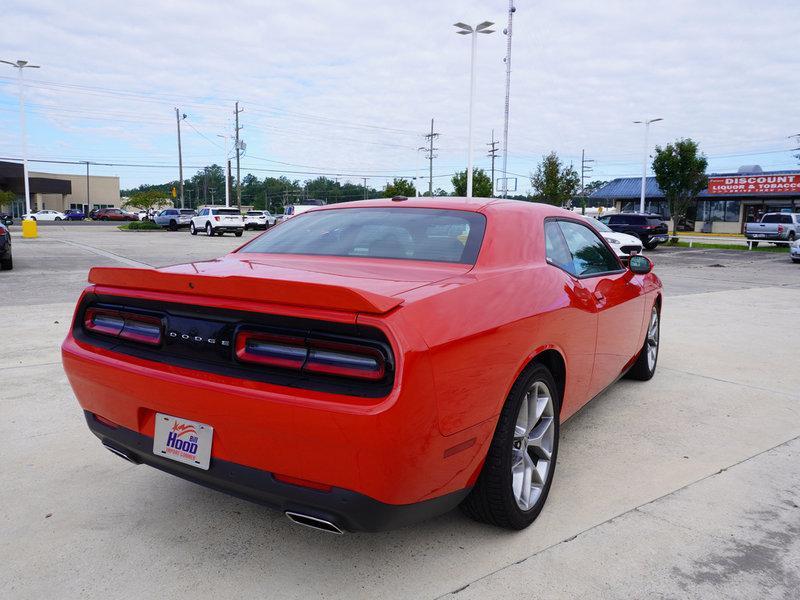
154,208 -> 195,230
21,210 -> 66,221
243,210 -> 276,230
64,209 -> 86,221
0,213 -> 13,226
745,213 -> 800,247
598,213 -> 669,250
94,208 -> 138,221
790,237 -> 800,263
584,216 -> 643,259
0,223 -> 11,270
189,207 -> 244,236
63,198 -> 662,533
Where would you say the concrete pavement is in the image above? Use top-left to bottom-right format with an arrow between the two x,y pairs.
1,228 -> 798,599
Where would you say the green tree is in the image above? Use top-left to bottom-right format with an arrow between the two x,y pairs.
583,180 -> 607,195
530,151 -> 580,206
651,139 -> 708,233
0,189 -> 16,212
451,168 -> 492,197
123,189 -> 170,213
383,178 -> 416,198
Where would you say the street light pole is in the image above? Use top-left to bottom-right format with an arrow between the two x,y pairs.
1,59 -> 40,218
634,118 -> 663,213
454,21 -> 495,198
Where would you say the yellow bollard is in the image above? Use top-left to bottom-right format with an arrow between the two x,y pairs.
22,218 -> 38,239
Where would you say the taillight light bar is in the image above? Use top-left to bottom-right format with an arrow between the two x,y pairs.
84,307 -> 163,346
235,330 -> 386,381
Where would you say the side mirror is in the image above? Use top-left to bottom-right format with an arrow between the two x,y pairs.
629,254 -> 653,275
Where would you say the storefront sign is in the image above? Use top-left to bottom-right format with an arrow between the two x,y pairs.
708,174 -> 800,194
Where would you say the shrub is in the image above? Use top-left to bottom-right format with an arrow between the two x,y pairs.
118,220 -> 162,231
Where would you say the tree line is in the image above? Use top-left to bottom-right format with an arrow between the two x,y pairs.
124,138 -> 708,230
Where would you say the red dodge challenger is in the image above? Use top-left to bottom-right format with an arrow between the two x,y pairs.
62,197 -> 662,533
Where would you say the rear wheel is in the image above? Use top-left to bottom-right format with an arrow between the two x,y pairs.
169,220 -> 177,231
789,231 -> 796,241
55,217 -> 62,221
626,305 -> 660,381
235,230 -> 243,237
190,222 -> 197,235
205,223 -> 213,237
0,256 -> 11,270
461,363 -> 559,530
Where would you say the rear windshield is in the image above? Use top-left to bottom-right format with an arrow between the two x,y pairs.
240,208 -> 486,264
646,217 -> 664,226
246,211 -> 262,216
212,208 -> 240,215
179,209 -> 195,215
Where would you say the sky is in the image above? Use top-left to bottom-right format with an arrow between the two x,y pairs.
1,0 -> 799,195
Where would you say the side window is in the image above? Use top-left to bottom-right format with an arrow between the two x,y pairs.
781,215 -> 792,224
544,221 -> 575,275
557,221 -> 621,276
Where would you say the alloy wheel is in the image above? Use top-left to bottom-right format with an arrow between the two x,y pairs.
646,308 -> 659,370
511,380 -> 555,511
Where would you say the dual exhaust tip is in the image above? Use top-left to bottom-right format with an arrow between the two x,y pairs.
102,443 -> 344,534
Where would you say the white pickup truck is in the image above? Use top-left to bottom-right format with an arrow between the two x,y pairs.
745,213 -> 800,246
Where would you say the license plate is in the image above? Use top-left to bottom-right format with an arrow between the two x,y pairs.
652,235 -> 668,242
153,413 -> 213,470
753,234 -> 765,238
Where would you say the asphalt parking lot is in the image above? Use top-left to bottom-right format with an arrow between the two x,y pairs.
2,225 -> 799,599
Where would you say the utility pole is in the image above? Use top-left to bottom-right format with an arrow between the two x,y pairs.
83,161 -> 90,210
234,101 -> 243,210
501,1 -> 516,199
418,118 -> 439,196
175,108 -> 186,208
580,149 -> 594,215
487,129 -> 499,196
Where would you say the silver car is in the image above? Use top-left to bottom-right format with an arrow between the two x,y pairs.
154,208 -> 195,230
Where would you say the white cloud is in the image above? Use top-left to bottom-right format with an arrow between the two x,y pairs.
0,0 -> 798,190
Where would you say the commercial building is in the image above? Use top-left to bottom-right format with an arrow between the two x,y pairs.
0,160 -> 121,216
590,166 -> 800,233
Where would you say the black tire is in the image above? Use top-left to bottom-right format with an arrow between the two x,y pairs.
789,231 -> 796,242
792,258 -> 800,264
235,231 -> 243,237
31,217 -> 36,221
0,256 -> 11,271
205,223 -> 213,237
101,217 -> 108,221
643,240 -> 659,250
626,304 -> 660,381
169,220 -> 177,231
460,363 -> 560,530
190,223 -> 197,235
216,230 -> 224,236
749,241 -> 759,248
55,217 -> 62,221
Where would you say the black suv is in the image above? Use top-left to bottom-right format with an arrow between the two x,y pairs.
0,223 -> 12,270
599,213 -> 669,250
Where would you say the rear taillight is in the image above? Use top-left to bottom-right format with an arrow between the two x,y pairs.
778,225 -> 784,233
235,330 -> 386,381
305,340 -> 385,380
84,307 -> 163,346
214,216 -> 220,222
235,332 -> 306,369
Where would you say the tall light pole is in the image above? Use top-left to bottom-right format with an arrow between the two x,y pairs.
1,59 -> 40,218
501,1 -> 516,198
633,118 -> 663,213
175,108 -> 186,209
454,21 -> 495,198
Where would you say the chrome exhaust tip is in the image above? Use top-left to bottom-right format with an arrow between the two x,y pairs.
102,442 -> 140,465
285,511 -> 344,535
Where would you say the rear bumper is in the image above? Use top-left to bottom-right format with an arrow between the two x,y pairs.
746,233 -> 785,241
85,411 -> 470,532
213,226 -> 244,232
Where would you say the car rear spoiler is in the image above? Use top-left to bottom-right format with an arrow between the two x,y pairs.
87,267 -> 403,315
